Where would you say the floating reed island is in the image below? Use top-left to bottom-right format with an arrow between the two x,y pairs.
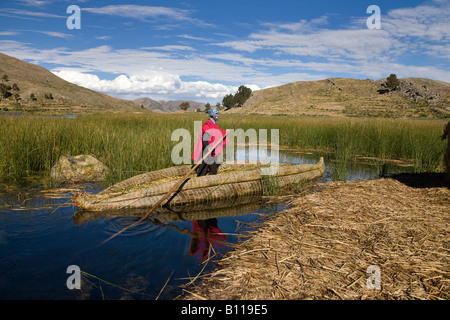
72,158 -> 325,213
182,174 -> 450,300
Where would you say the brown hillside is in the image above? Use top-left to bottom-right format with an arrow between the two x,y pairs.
135,97 -> 206,113
0,52 -> 145,113
227,78 -> 450,118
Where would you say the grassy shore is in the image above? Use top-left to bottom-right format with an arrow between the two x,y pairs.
0,113 -> 447,184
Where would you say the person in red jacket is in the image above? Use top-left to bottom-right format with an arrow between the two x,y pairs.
192,108 -> 228,176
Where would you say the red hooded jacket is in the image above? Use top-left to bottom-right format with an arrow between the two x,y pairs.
192,119 -> 228,163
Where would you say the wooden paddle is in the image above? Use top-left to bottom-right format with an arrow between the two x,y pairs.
101,114 -> 246,245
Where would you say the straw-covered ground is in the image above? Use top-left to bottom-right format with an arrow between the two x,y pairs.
182,174 -> 450,300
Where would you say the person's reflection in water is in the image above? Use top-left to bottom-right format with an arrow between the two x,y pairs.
189,218 -> 227,260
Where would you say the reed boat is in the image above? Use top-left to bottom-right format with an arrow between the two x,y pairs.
72,157 -> 325,212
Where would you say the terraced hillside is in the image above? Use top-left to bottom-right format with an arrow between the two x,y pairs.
0,53 -> 145,114
228,78 -> 450,118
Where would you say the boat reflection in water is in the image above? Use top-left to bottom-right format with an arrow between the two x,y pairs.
73,193 -> 265,260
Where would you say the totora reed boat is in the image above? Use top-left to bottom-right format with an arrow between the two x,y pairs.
72,158 -> 325,213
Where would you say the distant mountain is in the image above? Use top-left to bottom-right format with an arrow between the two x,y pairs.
226,77 -> 450,118
0,52 -> 145,113
135,97 -> 206,113
134,97 -> 164,112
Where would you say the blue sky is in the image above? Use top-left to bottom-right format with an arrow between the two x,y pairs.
0,0 -> 449,103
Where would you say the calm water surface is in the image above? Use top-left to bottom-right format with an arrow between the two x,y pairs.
0,150 -> 414,299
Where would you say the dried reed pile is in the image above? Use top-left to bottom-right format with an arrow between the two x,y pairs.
183,177 -> 450,300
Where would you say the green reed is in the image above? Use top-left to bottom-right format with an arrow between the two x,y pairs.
0,113 -> 203,184
0,113 -> 447,184
229,115 -> 447,179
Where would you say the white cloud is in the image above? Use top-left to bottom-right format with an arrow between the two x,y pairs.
214,1 -> 449,80
177,81 -> 239,100
0,29 -> 73,39
218,19 -> 406,61
383,3 -> 450,41
95,35 -> 111,40
0,40 -> 264,85
51,69 -> 239,101
53,69 -> 180,94
16,0 -> 52,6
216,26 -> 409,64
34,30 -> 74,38
83,5 -> 190,21
425,44 -> 450,59
0,31 -> 19,36
82,5 -> 211,27
140,45 -> 196,52
261,16 -> 329,32
178,34 -> 211,42
0,8 -> 64,19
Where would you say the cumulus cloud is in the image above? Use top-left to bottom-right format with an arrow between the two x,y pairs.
53,70 -> 179,94
52,69 -> 240,101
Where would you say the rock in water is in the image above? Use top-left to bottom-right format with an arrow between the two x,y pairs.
51,155 -> 109,183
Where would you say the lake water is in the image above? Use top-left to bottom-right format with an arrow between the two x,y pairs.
0,150 -> 414,300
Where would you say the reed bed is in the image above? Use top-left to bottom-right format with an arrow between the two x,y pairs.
182,176 -> 450,300
0,113 -> 447,184
0,113 -> 195,184
233,116 -> 448,174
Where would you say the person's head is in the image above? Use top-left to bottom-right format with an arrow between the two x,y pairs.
208,108 -> 219,122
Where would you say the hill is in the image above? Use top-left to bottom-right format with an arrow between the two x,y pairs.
227,77 -> 450,118
135,97 -> 206,113
0,53 -> 146,113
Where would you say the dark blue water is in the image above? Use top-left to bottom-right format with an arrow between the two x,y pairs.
0,151 -> 414,300
0,186 -> 280,300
